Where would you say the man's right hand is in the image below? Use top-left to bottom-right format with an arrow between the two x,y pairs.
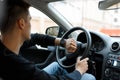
75,57 -> 89,75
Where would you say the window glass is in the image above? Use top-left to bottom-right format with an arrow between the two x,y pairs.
50,0 -> 120,36
29,0 -> 120,36
29,7 -> 57,34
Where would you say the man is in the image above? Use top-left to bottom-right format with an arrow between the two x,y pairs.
20,34 -> 96,80
0,0 -> 95,80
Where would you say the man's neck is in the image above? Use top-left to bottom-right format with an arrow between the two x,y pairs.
1,33 -> 23,55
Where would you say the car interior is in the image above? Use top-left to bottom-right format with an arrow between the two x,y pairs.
1,0 -> 120,80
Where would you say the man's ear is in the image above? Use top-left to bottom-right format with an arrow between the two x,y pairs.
17,18 -> 26,29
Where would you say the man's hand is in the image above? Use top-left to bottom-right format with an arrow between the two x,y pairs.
75,57 -> 89,75
65,38 -> 77,53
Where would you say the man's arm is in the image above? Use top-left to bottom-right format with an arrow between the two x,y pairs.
21,33 -> 77,53
21,33 -> 56,49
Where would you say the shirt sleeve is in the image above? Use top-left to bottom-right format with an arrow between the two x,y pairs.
21,33 -> 56,49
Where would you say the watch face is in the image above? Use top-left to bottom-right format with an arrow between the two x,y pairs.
60,39 -> 66,47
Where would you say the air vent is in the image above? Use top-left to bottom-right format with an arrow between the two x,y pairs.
111,42 -> 120,52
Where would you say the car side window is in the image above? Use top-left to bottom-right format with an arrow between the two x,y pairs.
29,7 -> 58,34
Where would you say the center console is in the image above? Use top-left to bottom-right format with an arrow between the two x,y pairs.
103,53 -> 120,80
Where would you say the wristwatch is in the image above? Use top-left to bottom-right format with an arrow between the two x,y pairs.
60,39 -> 66,47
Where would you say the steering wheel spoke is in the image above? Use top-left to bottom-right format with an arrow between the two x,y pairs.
59,46 -> 65,50
60,56 -> 67,62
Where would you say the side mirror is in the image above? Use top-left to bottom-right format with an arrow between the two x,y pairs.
46,26 -> 66,37
46,26 -> 59,37
98,0 -> 120,10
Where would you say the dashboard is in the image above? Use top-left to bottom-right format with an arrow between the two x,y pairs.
77,32 -> 105,52
77,31 -> 120,80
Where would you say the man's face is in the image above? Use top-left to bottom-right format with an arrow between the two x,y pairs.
23,13 -> 31,41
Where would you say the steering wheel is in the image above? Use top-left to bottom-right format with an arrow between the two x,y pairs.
56,27 -> 92,68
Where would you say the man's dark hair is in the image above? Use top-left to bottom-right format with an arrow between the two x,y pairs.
0,0 -> 30,33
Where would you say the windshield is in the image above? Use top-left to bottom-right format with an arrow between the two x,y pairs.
50,0 -> 120,36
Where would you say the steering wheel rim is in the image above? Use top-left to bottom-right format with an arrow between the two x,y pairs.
56,27 -> 92,68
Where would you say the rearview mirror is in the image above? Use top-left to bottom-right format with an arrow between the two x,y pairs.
98,0 -> 120,10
